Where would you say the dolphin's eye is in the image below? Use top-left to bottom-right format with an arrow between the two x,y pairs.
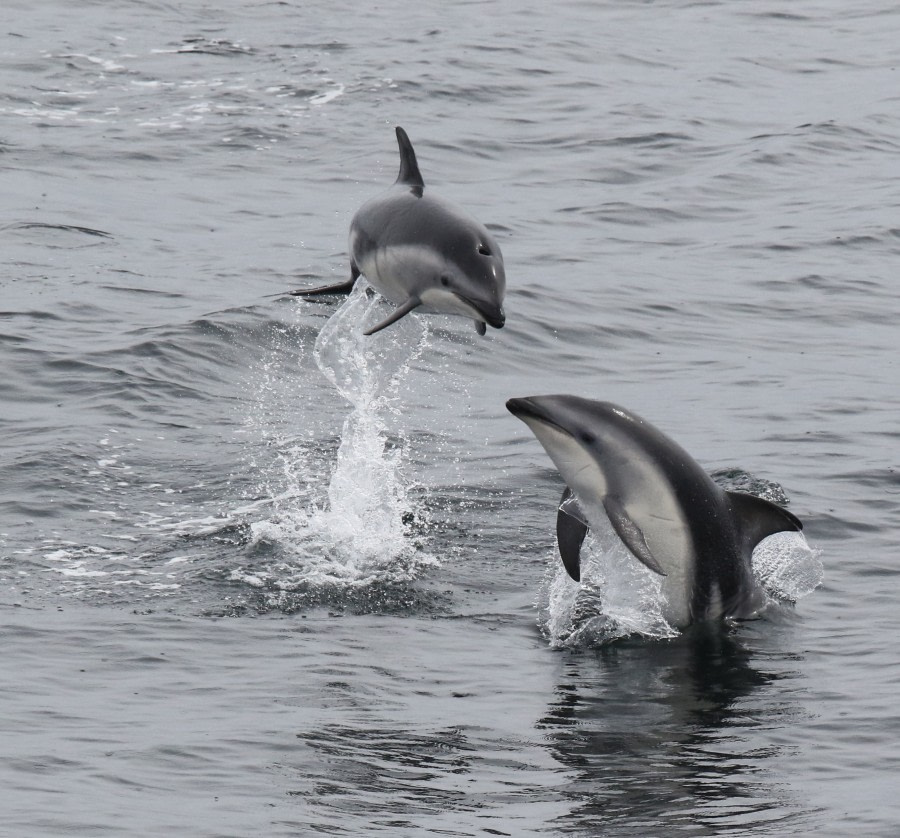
440,275 -> 450,287
579,432 -> 596,445
478,244 -> 491,256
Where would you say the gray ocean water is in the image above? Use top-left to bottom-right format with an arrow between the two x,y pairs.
2,0 -> 899,835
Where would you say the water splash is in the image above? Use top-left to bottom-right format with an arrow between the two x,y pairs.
539,477 -> 822,647
236,281 -> 436,596
752,531 -> 823,602
712,468 -> 823,601
539,516 -> 679,649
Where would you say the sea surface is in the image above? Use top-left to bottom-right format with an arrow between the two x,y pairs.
2,0 -> 899,835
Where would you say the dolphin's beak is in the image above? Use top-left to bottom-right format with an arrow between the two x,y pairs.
506,396 -> 552,425
467,298 -> 505,329
506,396 -> 534,419
483,308 -> 505,329
506,396 -> 578,440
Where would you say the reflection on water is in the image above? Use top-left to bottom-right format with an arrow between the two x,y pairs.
538,626 -> 819,835
290,725 -> 476,820
278,620 -> 823,836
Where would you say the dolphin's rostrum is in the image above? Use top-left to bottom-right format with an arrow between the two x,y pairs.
292,126 -> 506,336
506,395 -> 803,628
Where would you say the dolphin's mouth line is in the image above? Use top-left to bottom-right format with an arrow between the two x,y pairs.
506,398 -> 572,437
453,292 -> 505,329
571,462 -> 594,480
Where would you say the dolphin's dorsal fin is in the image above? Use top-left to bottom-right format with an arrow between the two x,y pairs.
603,494 -> 667,576
557,487 -> 588,582
727,491 -> 803,556
395,126 -> 425,190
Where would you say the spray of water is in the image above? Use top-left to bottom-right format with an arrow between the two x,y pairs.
539,492 -> 822,648
752,531 -> 823,602
540,517 -> 680,648
237,281 -> 437,595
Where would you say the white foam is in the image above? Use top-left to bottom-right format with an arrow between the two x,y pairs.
539,514 -> 679,648
236,281 -> 436,594
309,82 -> 345,106
540,515 -> 822,647
56,564 -> 109,578
164,555 -> 200,566
60,53 -> 126,73
752,531 -> 823,601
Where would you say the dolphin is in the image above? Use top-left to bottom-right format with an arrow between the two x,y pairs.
506,395 -> 803,628
291,126 -> 506,336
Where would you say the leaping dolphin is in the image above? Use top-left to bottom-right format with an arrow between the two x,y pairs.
506,395 -> 804,628
291,126 -> 506,336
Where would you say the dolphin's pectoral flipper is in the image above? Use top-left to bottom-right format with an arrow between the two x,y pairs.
395,126 -> 425,190
727,491 -> 803,555
289,265 -> 360,298
474,320 -> 486,336
603,495 -> 667,576
557,487 -> 588,582
363,296 -> 422,336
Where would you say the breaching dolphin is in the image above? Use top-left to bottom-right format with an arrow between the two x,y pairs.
291,126 -> 506,336
506,395 -> 803,627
